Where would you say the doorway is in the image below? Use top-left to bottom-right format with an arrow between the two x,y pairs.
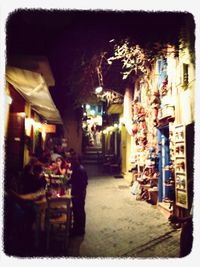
5,113 -> 25,173
158,126 -> 175,207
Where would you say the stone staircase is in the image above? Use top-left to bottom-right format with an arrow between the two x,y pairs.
81,145 -> 103,164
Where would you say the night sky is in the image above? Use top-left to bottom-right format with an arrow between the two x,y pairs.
6,10 -> 194,109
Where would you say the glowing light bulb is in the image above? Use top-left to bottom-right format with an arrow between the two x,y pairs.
95,86 -> 103,94
86,104 -> 90,110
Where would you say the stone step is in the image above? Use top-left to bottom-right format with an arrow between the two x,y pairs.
82,159 -> 103,164
84,146 -> 102,152
82,152 -> 103,160
84,151 -> 102,156
82,158 -> 99,163
81,153 -> 104,164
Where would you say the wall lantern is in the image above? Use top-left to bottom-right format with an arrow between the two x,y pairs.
95,86 -> 103,94
25,117 -> 34,136
6,95 -> 13,105
17,112 -> 26,118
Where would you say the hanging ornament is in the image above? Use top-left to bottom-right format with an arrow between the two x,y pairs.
132,122 -> 138,135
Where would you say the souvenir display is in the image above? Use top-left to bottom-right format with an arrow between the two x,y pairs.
169,122 -> 175,164
174,124 -> 188,208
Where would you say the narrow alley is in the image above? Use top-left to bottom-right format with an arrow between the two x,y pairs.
2,8 -> 195,263
67,163 -> 180,258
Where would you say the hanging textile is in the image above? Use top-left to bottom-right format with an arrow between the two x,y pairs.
123,87 -> 133,135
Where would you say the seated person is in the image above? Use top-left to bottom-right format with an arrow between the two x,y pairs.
20,157 -> 39,190
38,148 -> 51,166
52,157 -> 67,175
65,158 -> 72,177
22,164 -> 47,194
50,146 -> 62,162
48,161 -> 58,173
4,180 -> 38,254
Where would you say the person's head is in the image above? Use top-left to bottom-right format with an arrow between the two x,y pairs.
68,148 -> 77,162
50,161 -> 57,169
143,168 -> 149,176
70,155 -> 81,169
33,164 -> 43,178
24,157 -> 38,174
56,157 -> 66,169
28,156 -> 39,166
69,148 -> 76,156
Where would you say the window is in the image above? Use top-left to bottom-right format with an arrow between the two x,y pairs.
183,63 -> 189,87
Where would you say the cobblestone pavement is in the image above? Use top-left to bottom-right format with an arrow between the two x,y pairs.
67,164 -> 181,258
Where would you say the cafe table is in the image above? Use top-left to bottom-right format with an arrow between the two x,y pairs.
17,188 -> 72,250
44,173 -> 71,185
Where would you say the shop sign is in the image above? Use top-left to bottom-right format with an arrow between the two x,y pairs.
42,124 -> 56,133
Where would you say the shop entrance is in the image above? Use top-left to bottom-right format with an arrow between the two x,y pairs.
158,126 -> 175,207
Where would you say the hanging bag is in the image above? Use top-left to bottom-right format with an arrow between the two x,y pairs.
131,180 -> 140,195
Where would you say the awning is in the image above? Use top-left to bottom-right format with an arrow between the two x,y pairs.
6,66 -> 63,124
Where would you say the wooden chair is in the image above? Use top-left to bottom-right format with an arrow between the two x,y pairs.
45,196 -> 72,253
